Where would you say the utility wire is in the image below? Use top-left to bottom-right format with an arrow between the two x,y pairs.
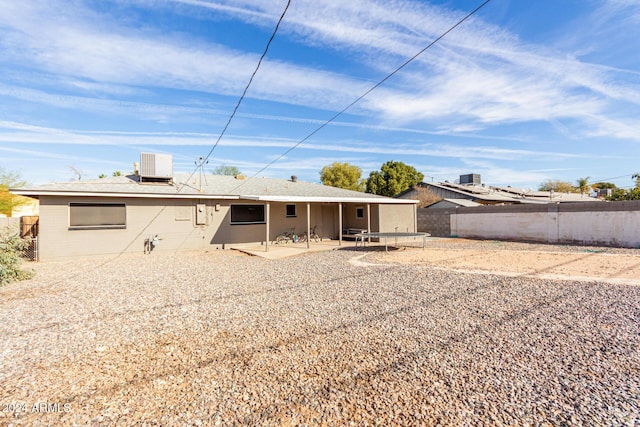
179,0 -> 292,191
81,1 -> 292,272
229,0 -> 492,192
591,173 -> 637,183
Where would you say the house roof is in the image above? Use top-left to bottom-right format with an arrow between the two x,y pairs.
434,198 -> 482,208
11,174 -> 417,205
399,181 -> 599,204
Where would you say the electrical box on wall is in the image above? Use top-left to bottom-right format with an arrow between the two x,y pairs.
196,204 -> 207,225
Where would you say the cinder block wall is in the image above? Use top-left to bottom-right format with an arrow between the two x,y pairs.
416,208 -> 454,237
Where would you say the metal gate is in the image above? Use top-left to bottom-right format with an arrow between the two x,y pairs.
20,216 -> 39,261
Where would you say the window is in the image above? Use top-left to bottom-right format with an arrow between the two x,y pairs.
69,203 -> 126,229
356,207 -> 364,219
286,204 -> 296,217
231,204 -> 265,224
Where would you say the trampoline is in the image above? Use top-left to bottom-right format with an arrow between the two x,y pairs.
354,232 -> 431,252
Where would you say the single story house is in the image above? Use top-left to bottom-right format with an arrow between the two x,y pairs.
11,170 -> 418,261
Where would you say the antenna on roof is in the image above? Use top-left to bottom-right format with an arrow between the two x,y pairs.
195,156 -> 209,192
69,165 -> 84,181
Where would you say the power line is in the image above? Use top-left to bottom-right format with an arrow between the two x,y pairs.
78,1 -> 292,272
591,173 -> 637,183
229,0 -> 493,192
179,0 -> 292,191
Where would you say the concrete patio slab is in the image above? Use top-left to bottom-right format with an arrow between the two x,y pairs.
229,239 -> 358,259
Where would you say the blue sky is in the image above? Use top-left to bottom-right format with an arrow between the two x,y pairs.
1,0 -> 639,190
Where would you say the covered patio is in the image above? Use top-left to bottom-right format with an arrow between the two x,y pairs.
249,197 -> 419,254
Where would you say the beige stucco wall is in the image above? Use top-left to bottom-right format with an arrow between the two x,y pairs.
452,212 -> 554,242
377,204 -> 417,233
38,196 -> 228,260
342,204 -> 370,231
265,202 -> 333,241
556,210 -> 639,247
40,197 -> 418,260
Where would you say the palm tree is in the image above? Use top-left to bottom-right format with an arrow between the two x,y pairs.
577,176 -> 591,196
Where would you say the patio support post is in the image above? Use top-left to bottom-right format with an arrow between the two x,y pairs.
265,202 -> 270,252
306,202 -> 311,249
367,203 -> 371,244
338,203 -> 343,246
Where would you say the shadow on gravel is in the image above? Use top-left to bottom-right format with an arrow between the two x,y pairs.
518,253 -> 595,278
45,270 -> 582,425
336,246 -> 402,252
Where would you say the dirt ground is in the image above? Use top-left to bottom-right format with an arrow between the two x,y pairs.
369,238 -> 640,285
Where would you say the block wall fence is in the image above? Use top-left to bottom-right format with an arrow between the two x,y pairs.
417,200 -> 640,248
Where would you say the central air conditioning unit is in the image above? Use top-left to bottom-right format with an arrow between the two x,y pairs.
459,173 -> 481,185
140,152 -> 173,184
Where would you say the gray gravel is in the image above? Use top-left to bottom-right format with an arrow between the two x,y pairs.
1,244 -> 639,426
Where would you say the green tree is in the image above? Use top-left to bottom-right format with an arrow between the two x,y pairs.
320,162 -> 365,191
99,171 -> 129,179
0,168 -> 30,217
608,188 -> 640,201
212,165 -> 241,176
576,176 -> 591,195
607,173 -> 640,200
592,182 -> 617,190
365,161 -> 424,197
538,179 -> 576,193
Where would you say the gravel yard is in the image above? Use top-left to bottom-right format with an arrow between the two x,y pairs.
1,241 -> 639,426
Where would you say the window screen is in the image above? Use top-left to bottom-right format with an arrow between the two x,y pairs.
286,204 -> 296,217
230,205 -> 265,224
356,207 -> 364,218
69,203 -> 126,229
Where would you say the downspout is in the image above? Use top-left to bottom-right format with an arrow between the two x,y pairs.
367,203 -> 371,244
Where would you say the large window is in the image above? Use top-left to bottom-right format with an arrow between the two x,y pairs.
69,203 -> 126,229
231,204 -> 265,224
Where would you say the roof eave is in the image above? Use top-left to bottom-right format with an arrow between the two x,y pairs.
11,190 -> 240,200
10,190 -> 417,204
234,195 -> 418,204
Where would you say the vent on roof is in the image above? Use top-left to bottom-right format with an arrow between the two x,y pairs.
140,152 -> 173,184
291,175 -> 298,182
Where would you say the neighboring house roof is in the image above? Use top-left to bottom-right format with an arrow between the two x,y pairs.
11,174 -> 417,205
397,181 -> 599,205
426,198 -> 481,208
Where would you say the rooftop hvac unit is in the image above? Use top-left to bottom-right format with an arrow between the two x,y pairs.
597,188 -> 613,198
459,173 -> 481,185
140,152 -> 173,183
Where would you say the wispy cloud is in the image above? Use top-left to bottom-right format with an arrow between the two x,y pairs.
1,0 -> 638,143
1,0 -> 638,186
0,120 -> 586,163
